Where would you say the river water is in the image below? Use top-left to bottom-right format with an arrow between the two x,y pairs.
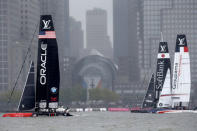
0,112 -> 197,131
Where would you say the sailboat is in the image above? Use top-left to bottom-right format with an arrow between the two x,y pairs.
3,15 -> 69,117
156,34 -> 197,114
131,38 -> 172,113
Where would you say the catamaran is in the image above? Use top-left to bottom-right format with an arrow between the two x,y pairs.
156,34 -> 194,113
3,15 -> 70,117
131,39 -> 172,113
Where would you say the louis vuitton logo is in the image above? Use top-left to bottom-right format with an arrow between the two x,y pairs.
178,38 -> 185,45
160,45 -> 166,52
42,20 -> 51,29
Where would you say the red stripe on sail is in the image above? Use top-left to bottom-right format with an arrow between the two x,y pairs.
184,47 -> 188,52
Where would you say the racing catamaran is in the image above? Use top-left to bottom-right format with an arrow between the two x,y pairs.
156,34 -> 195,113
131,38 -> 172,113
3,15 -> 70,117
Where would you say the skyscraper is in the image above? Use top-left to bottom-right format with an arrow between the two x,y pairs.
17,0 -> 40,88
113,0 -> 140,83
86,8 -> 112,59
70,17 -> 84,59
0,0 -> 20,90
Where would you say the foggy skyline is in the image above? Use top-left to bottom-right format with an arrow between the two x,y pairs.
70,0 -> 113,47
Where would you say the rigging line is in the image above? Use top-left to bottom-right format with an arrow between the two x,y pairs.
7,21 -> 39,105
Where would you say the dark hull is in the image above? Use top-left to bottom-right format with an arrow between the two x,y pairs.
130,107 -> 153,113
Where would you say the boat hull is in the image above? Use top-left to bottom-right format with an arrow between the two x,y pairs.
2,113 -> 33,117
156,110 -> 197,114
130,107 -> 153,113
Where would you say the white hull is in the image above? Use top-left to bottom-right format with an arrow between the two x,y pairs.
157,110 -> 197,114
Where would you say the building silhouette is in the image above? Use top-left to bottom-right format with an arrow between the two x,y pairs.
113,0 -> 140,83
70,17 -> 84,59
0,0 -> 40,90
86,8 -> 112,59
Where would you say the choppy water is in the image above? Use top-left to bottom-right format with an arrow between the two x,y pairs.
0,112 -> 197,131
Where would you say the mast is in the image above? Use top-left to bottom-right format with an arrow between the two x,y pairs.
172,34 -> 191,108
154,41 -> 171,108
36,15 -> 60,111
18,61 -> 35,111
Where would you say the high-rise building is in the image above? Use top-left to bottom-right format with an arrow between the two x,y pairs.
69,17 -> 84,59
16,0 -> 40,88
86,8 -> 112,59
113,0 -> 140,83
0,0 -> 20,90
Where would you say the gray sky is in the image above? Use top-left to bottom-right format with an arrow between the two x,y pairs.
70,0 -> 113,47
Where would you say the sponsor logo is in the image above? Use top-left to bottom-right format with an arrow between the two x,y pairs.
51,87 -> 57,94
161,54 -> 165,58
145,100 -> 153,103
40,43 -> 47,85
42,20 -> 51,29
51,97 -> 57,102
173,63 -> 179,89
148,94 -> 152,97
178,38 -> 185,45
160,45 -> 166,52
156,60 -> 164,90
159,103 -> 163,107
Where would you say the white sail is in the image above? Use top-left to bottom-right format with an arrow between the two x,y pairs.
172,34 -> 191,108
157,69 -> 172,108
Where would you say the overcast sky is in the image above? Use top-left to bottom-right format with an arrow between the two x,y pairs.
70,0 -> 113,47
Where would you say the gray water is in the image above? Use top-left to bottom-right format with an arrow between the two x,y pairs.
0,112 -> 197,131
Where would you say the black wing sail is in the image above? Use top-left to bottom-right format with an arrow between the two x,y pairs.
154,42 -> 171,104
142,73 -> 155,108
36,15 -> 60,110
18,61 -> 35,111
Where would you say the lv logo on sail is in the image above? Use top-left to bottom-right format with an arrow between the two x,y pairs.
160,45 -> 166,52
42,20 -> 51,29
178,38 -> 185,45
